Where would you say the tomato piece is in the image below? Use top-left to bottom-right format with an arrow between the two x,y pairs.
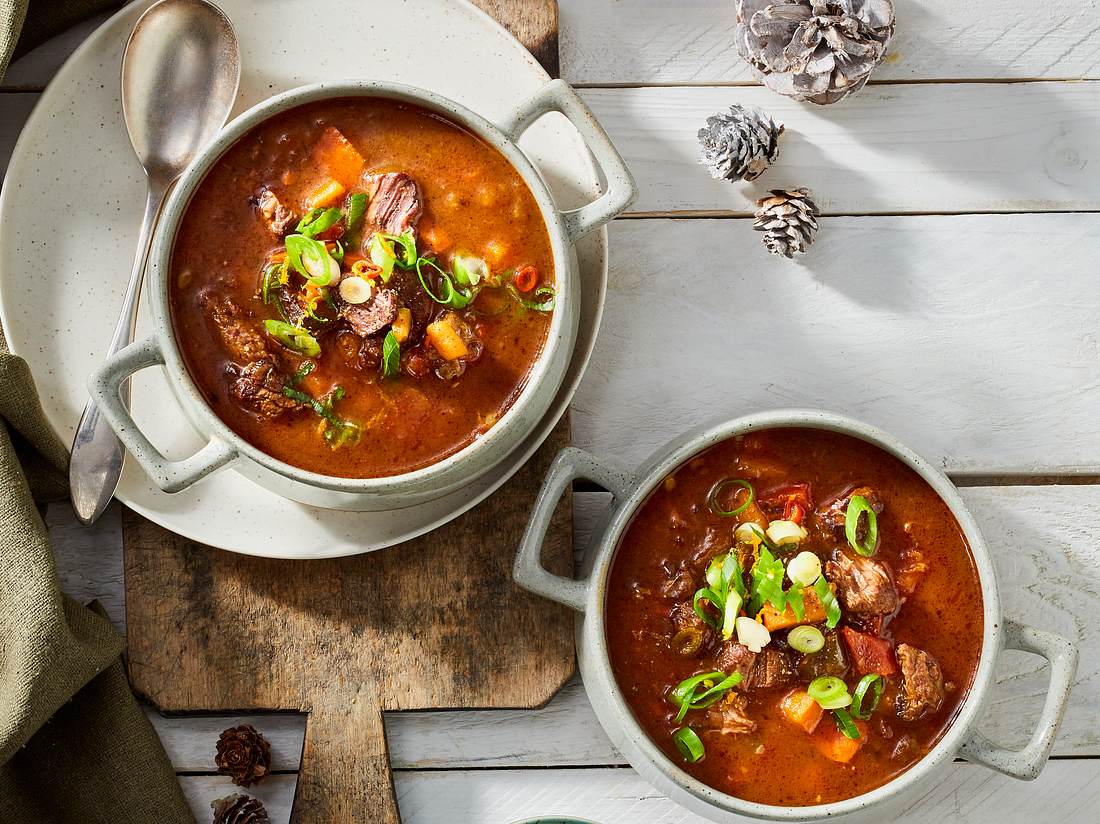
839,626 -> 899,677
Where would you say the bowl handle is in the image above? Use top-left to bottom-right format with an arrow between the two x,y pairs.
87,336 -> 237,493
959,619 -> 1078,780
514,446 -> 633,612
497,79 -> 637,244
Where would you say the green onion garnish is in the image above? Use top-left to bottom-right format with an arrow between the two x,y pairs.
669,671 -> 743,723
707,478 -> 754,517
788,624 -> 825,654
282,383 -> 361,449
369,233 -> 397,282
832,707 -> 861,740
672,727 -> 705,763
747,546 -> 786,616
693,551 -> 745,637
452,254 -> 488,287
807,676 -> 851,710
844,495 -> 879,556
378,231 -> 417,269
344,193 -> 367,240
285,234 -> 340,286
416,257 -> 473,309
295,207 -> 343,238
263,319 -> 320,357
507,284 -> 555,312
381,330 -> 400,378
851,674 -> 885,720
692,586 -> 722,631
813,575 -> 842,629
289,360 -> 315,386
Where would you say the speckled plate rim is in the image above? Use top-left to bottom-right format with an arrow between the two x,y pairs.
0,0 -> 607,558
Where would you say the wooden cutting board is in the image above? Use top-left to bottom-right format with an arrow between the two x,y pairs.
123,4 -> 572,822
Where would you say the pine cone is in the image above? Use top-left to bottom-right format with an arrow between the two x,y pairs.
753,188 -> 820,257
698,105 -> 784,182
211,794 -> 270,824
215,724 -> 271,787
736,0 -> 895,105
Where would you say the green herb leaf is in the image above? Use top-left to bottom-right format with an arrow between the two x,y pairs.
263,319 -> 321,357
748,547 -> 786,616
289,360 -> 316,386
506,284 -> 555,312
813,575 -> 842,629
261,262 -> 286,305
785,582 -> 806,622
296,207 -> 343,238
282,383 -> 360,449
381,330 -> 401,378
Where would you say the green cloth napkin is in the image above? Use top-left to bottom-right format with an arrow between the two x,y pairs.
1,3 -> 196,822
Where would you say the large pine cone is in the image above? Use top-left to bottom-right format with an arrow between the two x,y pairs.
736,0 -> 895,105
753,188 -> 820,257
211,794 -> 270,824
215,724 -> 272,787
698,105 -> 784,182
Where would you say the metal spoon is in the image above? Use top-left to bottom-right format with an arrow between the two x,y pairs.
69,0 -> 240,525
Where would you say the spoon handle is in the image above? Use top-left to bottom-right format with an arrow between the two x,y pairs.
69,179 -> 171,525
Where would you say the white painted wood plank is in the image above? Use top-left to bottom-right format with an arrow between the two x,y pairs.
390,762 -> 1100,824
579,83 -> 1100,215
181,774 -> 296,824
0,94 -> 38,183
146,709 -> 306,773
576,215 -> 1100,473
560,0 -> 1100,85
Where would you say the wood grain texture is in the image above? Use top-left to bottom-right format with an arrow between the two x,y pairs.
577,83 -> 1100,215
574,215 -> 1100,474
558,0 -> 1100,85
122,8 -> 565,821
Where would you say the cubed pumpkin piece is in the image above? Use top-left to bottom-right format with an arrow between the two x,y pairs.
305,179 -> 347,209
760,584 -> 829,632
426,316 -> 469,361
814,716 -> 868,763
840,626 -> 899,677
391,308 -> 412,344
780,689 -> 824,734
314,126 -> 365,188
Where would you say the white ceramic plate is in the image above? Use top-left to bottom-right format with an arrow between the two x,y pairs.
0,0 -> 605,558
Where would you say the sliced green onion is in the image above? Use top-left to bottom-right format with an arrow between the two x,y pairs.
345,193 -> 368,238
669,671 -> 743,723
785,583 -> 805,622
379,231 -> 417,268
707,479 -> 754,517
851,674 -> 885,720
845,495 -> 879,556
285,234 -> 340,286
295,207 -> 342,238
261,262 -> 285,305
288,360 -> 315,386
721,590 -> 742,641
813,575 -> 842,629
369,233 -> 397,282
381,330 -> 400,378
807,676 -> 852,710
281,384 -> 360,449
788,625 -> 825,654
263,319 -> 320,357
832,707 -> 861,740
692,587 -> 721,631
672,727 -> 705,763
417,257 -> 473,309
452,254 -> 488,287
507,284 -> 555,312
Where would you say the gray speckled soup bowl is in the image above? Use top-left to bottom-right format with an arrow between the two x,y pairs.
514,409 -> 1079,823
88,79 -> 635,511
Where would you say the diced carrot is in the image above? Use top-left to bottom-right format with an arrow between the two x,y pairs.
305,179 -> 346,209
780,689 -> 824,734
814,716 -> 868,763
426,316 -> 469,361
840,626 -> 899,677
391,308 -> 412,344
760,584 -> 829,632
314,126 -> 365,188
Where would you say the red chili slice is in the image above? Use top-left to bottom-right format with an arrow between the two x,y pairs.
512,265 -> 538,293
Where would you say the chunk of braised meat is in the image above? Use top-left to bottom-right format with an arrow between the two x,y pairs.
254,186 -> 298,236
798,630 -> 849,681
748,647 -> 797,691
818,485 -> 883,532
704,692 -> 756,735
364,172 -> 422,236
200,292 -> 268,365
895,539 -> 929,598
338,288 -> 399,337
826,551 -> 899,616
716,641 -> 756,683
228,358 -> 298,419
896,643 -> 945,721
390,268 -> 436,340
839,626 -> 899,677
669,602 -> 714,656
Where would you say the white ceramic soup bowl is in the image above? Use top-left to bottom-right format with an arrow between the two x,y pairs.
88,79 -> 635,511
514,409 -> 1078,823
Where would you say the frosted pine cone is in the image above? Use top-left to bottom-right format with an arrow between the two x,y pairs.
753,188 -> 820,257
736,0 -> 896,105
698,105 -> 784,182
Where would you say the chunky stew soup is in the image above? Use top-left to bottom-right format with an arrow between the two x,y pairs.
606,428 -> 984,806
170,98 -> 555,478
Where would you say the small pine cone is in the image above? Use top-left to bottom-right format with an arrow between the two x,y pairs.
211,794 -> 270,824
698,105 -> 784,182
753,188 -> 820,258
215,724 -> 272,787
